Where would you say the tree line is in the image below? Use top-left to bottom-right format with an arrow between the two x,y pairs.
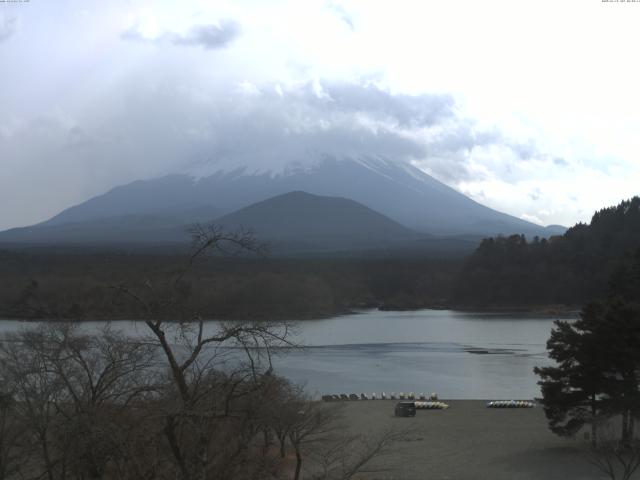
0,250 -> 461,322
454,196 -> 640,307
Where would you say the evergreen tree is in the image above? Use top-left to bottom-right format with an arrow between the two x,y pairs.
535,253 -> 640,444
534,303 -> 610,443
455,196 -> 640,307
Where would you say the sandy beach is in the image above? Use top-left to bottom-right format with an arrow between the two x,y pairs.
333,400 -> 605,480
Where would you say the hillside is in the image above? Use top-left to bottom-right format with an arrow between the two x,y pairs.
216,191 -> 423,252
453,196 -> 640,306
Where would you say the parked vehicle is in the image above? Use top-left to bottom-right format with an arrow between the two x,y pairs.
394,401 -> 416,417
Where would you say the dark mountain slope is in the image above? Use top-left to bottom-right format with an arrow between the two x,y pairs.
216,191 -> 422,250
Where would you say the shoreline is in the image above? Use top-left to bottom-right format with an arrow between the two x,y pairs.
321,397 -> 541,402
0,304 -> 581,323
450,304 -> 581,315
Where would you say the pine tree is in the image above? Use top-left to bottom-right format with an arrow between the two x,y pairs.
534,304 -> 610,444
535,252 -> 640,444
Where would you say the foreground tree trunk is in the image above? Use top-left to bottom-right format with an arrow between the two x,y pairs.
294,446 -> 302,480
623,410 -> 630,445
278,433 -> 287,458
592,393 -> 598,448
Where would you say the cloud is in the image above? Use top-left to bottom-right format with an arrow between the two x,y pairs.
317,83 -> 455,127
120,79 -> 546,191
528,188 -> 541,201
509,141 -> 538,160
0,14 -> 17,43
3,72 -> 630,233
122,20 -> 240,50
177,80 -> 442,175
171,21 -> 240,49
3,0 -> 639,233
66,126 -> 98,149
0,70 -> 573,230
327,2 -> 355,31
0,77 -> 539,229
0,115 -> 114,230
0,80 -> 455,210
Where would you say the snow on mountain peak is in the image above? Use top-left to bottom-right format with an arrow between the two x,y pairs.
182,152 -> 417,182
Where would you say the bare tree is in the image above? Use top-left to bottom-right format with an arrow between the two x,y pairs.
311,428 -> 406,480
112,224 -> 294,480
285,398 -> 406,480
0,323 -> 159,480
1,326 -> 69,480
585,421 -> 640,480
287,400 -> 341,480
256,376 -> 304,459
0,391 -> 25,479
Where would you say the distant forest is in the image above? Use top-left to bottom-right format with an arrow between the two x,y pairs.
2,197 -> 640,321
0,253 -> 460,321
453,196 -> 640,307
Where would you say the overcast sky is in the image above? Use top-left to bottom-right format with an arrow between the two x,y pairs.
1,0 -> 639,230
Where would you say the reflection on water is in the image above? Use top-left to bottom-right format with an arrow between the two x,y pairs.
0,309 -> 577,399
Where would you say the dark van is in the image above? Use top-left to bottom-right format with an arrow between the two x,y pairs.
394,401 -> 416,417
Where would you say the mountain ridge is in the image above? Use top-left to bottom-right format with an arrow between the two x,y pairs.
0,190 -> 481,256
35,156 -> 565,238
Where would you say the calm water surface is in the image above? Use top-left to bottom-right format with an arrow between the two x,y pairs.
0,309 -> 577,399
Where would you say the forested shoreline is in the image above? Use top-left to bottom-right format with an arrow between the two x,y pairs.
454,197 -> 640,308
0,251 -> 462,321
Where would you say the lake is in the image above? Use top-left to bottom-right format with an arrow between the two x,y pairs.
0,309 -> 577,399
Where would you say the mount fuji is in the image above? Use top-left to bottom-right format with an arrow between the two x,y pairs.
0,156 -> 565,252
